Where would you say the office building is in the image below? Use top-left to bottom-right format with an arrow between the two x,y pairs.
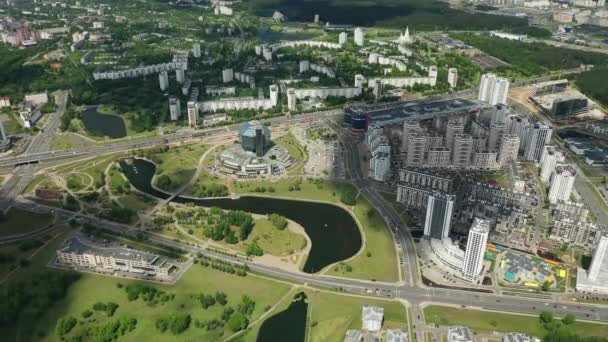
462,218 -> 490,282
478,73 -> 509,105
339,32 -> 347,45
240,120 -> 271,156
447,68 -> 458,88
424,193 -> 455,240
287,88 -> 296,111
222,68 -> 234,83
169,97 -> 181,121
187,101 -> 198,127
577,234 -> 608,294
523,123 -> 553,162
497,135 -> 520,167
158,71 -> 169,91
548,164 -> 576,204
453,134 -> 473,168
540,145 -> 565,183
354,27 -> 365,46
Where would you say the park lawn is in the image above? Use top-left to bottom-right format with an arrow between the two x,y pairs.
423,305 -> 608,339
50,133 -> 92,151
118,193 -> 158,211
23,173 -> 48,194
65,173 -> 88,192
324,195 -> 399,282
241,218 -> 307,256
108,164 -> 130,193
378,191 -> 415,226
0,208 -> 53,237
274,132 -> 307,175
151,144 -> 209,192
12,247 -> 292,341
233,178 -> 351,203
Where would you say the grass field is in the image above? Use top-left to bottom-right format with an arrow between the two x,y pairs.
233,178 -> 350,203
473,172 -> 510,189
424,305 -> 608,339
118,193 -> 158,211
2,231 -> 293,341
108,163 -> 130,193
0,208 -> 53,237
50,133 -> 92,151
324,196 -> 399,282
241,218 -> 307,256
239,289 -> 407,341
274,132 -> 307,176
151,144 -> 208,192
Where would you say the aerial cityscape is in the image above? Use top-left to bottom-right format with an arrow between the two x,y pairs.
2,0 -> 608,341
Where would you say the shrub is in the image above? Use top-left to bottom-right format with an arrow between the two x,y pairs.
55,316 -> 77,336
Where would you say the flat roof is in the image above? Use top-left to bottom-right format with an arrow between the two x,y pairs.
346,98 -> 480,127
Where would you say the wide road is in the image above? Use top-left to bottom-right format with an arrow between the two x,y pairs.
0,109 -> 342,168
13,199 -> 608,325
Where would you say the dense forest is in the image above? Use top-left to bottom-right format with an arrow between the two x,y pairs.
244,0 -> 531,31
576,67 -> 608,108
453,33 -> 608,77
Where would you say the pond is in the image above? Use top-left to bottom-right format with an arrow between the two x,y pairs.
82,106 -> 127,139
120,158 -> 363,273
256,292 -> 308,342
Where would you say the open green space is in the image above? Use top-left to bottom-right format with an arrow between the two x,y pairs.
50,133 -> 92,151
141,144 -> 208,192
424,305 -> 608,339
233,178 -> 349,203
1,229 -> 292,341
118,193 -> 158,211
241,218 -> 307,256
324,195 -> 399,282
0,208 -> 53,237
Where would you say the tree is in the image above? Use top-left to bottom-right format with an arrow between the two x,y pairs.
542,280 -> 551,292
562,313 -> 576,325
55,316 -> 77,336
246,242 -> 263,256
168,313 -> 191,334
268,214 -> 288,230
540,311 -> 554,324
215,291 -> 228,306
340,189 -> 357,205
227,312 -> 249,332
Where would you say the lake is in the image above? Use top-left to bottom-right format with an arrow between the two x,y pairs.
120,158 -> 363,273
256,292 -> 308,342
82,106 -> 127,139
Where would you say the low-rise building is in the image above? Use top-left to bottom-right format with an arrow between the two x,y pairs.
362,305 -> 384,332
56,235 -> 173,278
447,326 -> 473,342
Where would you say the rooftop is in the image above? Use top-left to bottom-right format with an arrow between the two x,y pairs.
60,235 -> 159,264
